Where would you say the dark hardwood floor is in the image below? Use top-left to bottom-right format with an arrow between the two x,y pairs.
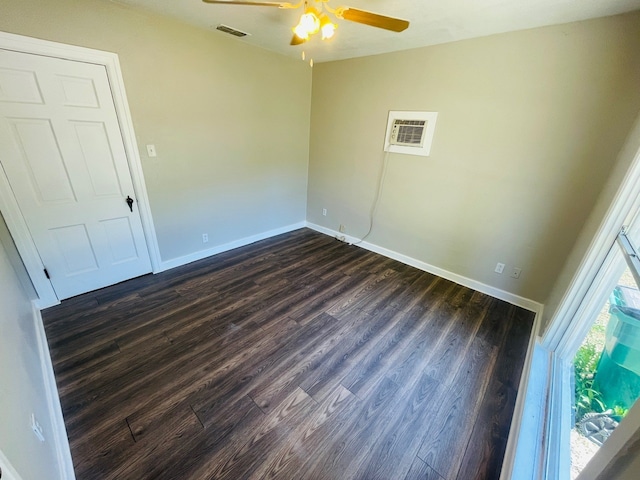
43,228 -> 534,480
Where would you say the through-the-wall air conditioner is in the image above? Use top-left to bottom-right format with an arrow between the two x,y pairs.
389,119 -> 427,147
384,111 -> 438,157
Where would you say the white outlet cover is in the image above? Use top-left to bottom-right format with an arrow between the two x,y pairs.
146,144 -> 157,157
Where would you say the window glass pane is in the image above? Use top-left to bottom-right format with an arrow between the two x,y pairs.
571,265 -> 640,478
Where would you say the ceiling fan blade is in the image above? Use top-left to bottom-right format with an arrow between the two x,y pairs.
339,8 -> 409,32
290,33 -> 307,46
202,0 -> 295,8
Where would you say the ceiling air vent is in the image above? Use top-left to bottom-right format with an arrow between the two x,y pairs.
383,111 -> 438,157
216,24 -> 250,37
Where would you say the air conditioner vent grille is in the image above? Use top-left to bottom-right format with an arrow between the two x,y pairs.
216,25 -> 250,37
391,120 -> 426,146
384,111 -> 438,157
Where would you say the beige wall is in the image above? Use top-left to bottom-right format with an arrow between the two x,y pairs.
0,214 -> 60,479
307,13 -> 640,303
0,0 -> 312,263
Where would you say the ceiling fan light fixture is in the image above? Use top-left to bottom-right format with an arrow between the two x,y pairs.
290,31 -> 308,45
202,0 -> 410,49
297,7 -> 321,36
293,23 -> 310,40
319,13 -> 337,40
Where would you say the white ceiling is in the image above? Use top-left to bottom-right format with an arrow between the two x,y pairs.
111,0 -> 640,63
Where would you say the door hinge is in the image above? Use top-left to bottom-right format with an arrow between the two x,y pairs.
44,268 -> 50,279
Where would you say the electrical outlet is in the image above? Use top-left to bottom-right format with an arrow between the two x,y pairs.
511,267 -> 522,279
339,224 -> 345,233
495,263 -> 505,274
146,144 -> 157,157
31,413 -> 45,442
322,208 -> 327,216
202,234 -> 208,243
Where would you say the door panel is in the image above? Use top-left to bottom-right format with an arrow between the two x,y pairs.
73,121 -> 123,197
51,224 -> 99,274
0,49 -> 151,299
58,74 -> 100,108
0,66 -> 43,103
9,118 -> 77,203
100,216 -> 139,264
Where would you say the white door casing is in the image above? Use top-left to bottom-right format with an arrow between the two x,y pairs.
0,33 -> 161,306
0,48 -> 151,300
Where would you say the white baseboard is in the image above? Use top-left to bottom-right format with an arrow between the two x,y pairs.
158,221 -> 306,272
306,222 -> 543,314
34,297 -> 60,310
32,302 -> 76,480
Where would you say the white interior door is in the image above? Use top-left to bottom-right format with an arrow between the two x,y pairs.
0,49 -> 151,300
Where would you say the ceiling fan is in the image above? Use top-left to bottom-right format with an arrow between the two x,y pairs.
202,0 -> 410,46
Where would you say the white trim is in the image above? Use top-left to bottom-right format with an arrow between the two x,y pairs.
543,353 -> 572,480
306,222 -> 543,313
158,222 -> 306,272
0,31 -> 161,307
32,302 -> 75,480
555,243 -> 625,359
0,168 -> 59,309
500,312 -> 544,480
0,447 -> 24,480
542,119 -> 640,350
555,217 -> 640,359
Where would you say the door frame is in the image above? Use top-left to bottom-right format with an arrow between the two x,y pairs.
0,31 -> 162,308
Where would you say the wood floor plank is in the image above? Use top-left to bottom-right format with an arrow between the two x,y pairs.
416,336 -> 498,479
354,371 -> 442,480
120,313 -> 334,445
249,384 -> 358,479
247,311 -> 371,413
195,387 -> 318,480
42,228 -> 534,480
108,405 -> 204,479
404,457 -> 445,480
69,418 -> 134,479
118,396 -> 264,480
299,305 -> 404,402
340,306 -> 427,396
302,376 -> 402,479
455,378 -> 518,480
